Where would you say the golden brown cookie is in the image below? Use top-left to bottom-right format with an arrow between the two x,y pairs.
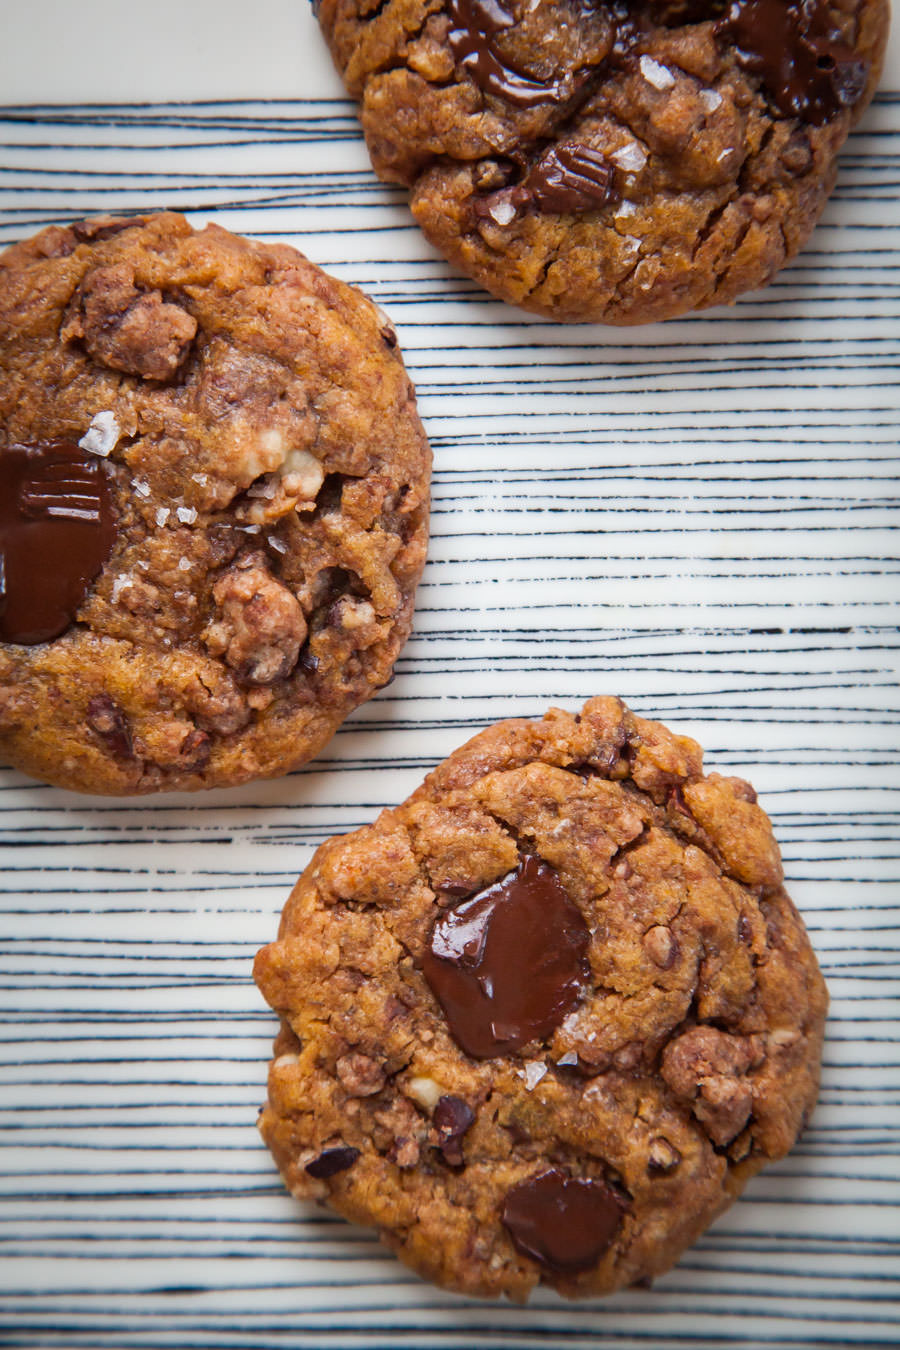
0,213 -> 430,794
316,0 -> 890,322
254,697 -> 828,1300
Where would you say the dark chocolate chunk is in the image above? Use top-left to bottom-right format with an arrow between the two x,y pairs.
446,0 -> 563,107
305,1145 -> 360,1179
0,441 -> 116,645
433,1094 -> 476,1165
501,1168 -> 627,1272
422,855 -> 590,1058
716,0 -> 869,125
523,142 -> 618,213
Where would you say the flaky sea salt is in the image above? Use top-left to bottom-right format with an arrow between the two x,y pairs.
78,410 -> 120,458
177,557 -> 191,572
520,1061 -> 548,1091
612,141 -> 647,173
640,55 -> 675,91
191,472 -> 208,486
701,88 -> 723,112
131,478 -> 151,499
268,535 -> 288,554
176,505 -> 197,524
488,198 -> 517,227
556,1050 -> 579,1067
155,506 -> 170,527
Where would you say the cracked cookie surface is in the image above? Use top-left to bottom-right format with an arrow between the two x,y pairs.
0,213 -> 430,794
316,0 -> 889,323
254,696 -> 827,1299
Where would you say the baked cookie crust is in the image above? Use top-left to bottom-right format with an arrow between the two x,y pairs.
316,0 -> 890,323
255,697 -> 828,1300
0,213 -> 430,793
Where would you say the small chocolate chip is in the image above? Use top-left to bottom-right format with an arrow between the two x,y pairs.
434,1094 -> 475,1166
305,1145 -> 360,1179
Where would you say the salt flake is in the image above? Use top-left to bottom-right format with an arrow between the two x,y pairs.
520,1061 -> 548,1091
488,198 -> 517,227
78,410 -> 120,458
176,506 -> 197,524
612,141 -> 647,173
640,55 -> 675,91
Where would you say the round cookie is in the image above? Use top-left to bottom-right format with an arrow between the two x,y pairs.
316,0 -> 889,323
254,697 -> 828,1300
0,213 -> 430,794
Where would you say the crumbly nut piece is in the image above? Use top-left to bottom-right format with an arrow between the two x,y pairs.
0,213 -> 430,794
316,0 -> 889,323
254,697 -> 828,1300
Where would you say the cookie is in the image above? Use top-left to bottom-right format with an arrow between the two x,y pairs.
254,696 -> 827,1300
0,213 -> 430,794
316,0 -> 889,323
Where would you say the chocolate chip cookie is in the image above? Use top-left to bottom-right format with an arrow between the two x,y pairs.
316,0 -> 889,323
0,213 -> 430,794
254,697 -> 827,1300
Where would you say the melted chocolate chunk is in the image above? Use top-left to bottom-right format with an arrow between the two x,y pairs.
422,855 -> 590,1058
446,0 -> 564,107
524,142 -> 618,212
305,1145 -> 360,1179
501,1168 -> 627,1272
716,0 -> 868,124
0,441 -> 116,645
433,1094 -> 476,1165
